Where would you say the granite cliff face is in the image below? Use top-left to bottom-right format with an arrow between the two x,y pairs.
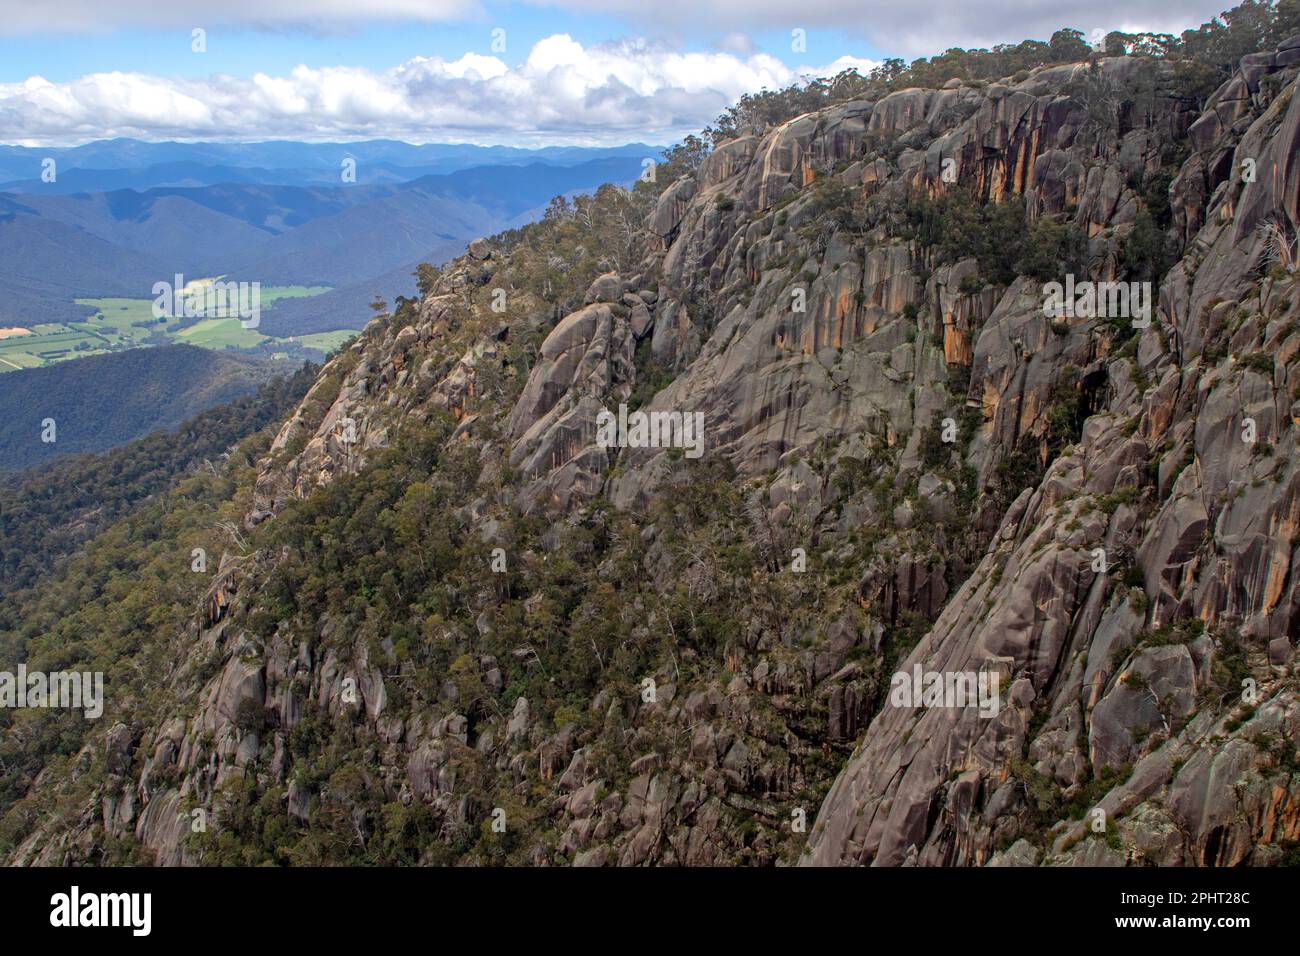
8,38 -> 1300,867
800,38 -> 1300,867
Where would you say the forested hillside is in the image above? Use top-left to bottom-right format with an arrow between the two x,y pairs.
0,345 -> 285,470
0,363 -> 316,599
3,2 -> 1300,868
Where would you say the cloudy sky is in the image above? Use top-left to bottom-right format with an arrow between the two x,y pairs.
0,0 -> 1236,146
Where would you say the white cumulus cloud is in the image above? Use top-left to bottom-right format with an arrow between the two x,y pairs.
0,0 -> 1233,55
0,35 -> 878,145
531,0 -> 1233,58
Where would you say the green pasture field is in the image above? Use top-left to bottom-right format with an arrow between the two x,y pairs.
0,284 -> 345,373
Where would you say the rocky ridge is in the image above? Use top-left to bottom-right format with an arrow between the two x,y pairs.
7,38 -> 1300,867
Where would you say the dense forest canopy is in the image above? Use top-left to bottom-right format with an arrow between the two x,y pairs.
0,364 -> 317,601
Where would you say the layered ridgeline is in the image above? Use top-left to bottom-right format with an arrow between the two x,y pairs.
0,345 -> 288,471
4,15 -> 1300,866
0,364 -> 317,601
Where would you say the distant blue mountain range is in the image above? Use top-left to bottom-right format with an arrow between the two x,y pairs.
0,140 -> 665,334
0,138 -> 664,192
